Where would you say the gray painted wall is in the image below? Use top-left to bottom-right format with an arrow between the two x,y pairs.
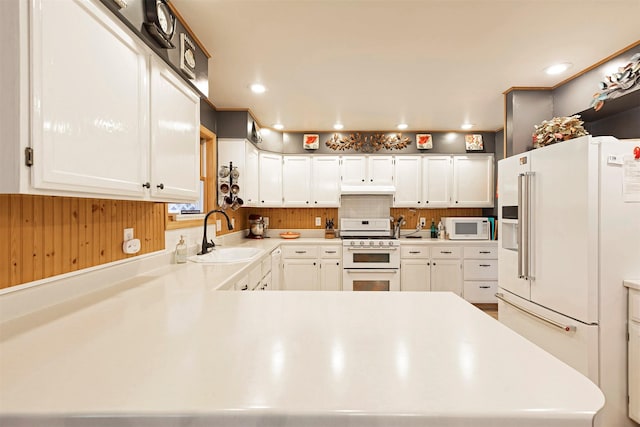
200,101 -> 217,133
586,106 -> 640,138
506,90 -> 554,156
553,45 -> 640,118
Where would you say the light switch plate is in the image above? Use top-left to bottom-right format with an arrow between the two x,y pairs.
315,217 -> 321,226
419,218 -> 426,227
123,228 -> 134,241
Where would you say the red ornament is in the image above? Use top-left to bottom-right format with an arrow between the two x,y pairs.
634,146 -> 640,160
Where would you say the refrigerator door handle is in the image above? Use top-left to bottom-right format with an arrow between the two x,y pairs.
517,173 -> 524,278
495,293 -> 576,332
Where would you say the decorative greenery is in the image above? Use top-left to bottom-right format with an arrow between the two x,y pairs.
532,115 -> 588,148
590,53 -> 640,111
325,133 -> 412,152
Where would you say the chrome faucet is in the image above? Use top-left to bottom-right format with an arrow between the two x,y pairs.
393,215 -> 405,239
198,210 -> 233,255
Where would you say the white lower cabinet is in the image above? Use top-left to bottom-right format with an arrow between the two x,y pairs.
400,246 -> 461,295
281,245 -> 342,291
462,245 -> 498,303
628,287 -> 640,423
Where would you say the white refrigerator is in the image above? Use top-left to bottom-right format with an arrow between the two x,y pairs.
497,135 -> 640,427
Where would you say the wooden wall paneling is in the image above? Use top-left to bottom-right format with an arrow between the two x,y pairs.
390,207 -> 484,230
0,195 -> 10,288
9,195 -> 22,286
32,195 -> 44,280
43,196 -> 54,278
69,197 -> 79,271
248,208 -> 339,230
21,195 -> 34,284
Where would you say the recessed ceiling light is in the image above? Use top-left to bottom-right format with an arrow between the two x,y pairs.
397,123 -> 408,130
544,62 -> 572,75
333,123 -> 344,130
250,83 -> 266,94
461,123 -> 474,130
273,123 -> 284,130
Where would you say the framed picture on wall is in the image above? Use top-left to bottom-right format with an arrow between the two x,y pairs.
303,134 -> 319,150
465,134 -> 484,151
416,134 -> 433,149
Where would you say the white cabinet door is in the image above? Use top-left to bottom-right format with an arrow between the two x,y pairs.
244,142 -> 259,206
282,259 -> 318,290
312,156 -> 341,207
149,58 -> 200,201
630,321 -> 640,423
368,156 -> 394,185
394,156 -> 421,207
452,155 -> 494,207
31,0 -> 148,197
283,156 -> 311,206
259,152 -> 283,206
422,156 -> 452,207
341,156 -> 367,185
320,259 -> 342,291
430,259 -> 462,296
400,259 -> 430,291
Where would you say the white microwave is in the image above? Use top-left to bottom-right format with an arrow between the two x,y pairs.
443,217 -> 490,240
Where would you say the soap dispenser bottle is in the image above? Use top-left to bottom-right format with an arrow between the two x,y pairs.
175,235 -> 187,264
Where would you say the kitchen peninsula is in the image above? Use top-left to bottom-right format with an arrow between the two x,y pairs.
0,247 -> 604,427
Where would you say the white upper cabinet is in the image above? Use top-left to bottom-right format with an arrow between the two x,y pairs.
283,156 -> 312,206
149,58 -> 200,201
244,142 -> 259,206
31,0 -> 149,198
259,152 -> 283,206
341,156 -> 367,185
422,156 -> 453,207
394,156 -> 421,207
3,0 -> 200,202
312,156 -> 341,207
452,155 -> 494,207
368,156 -> 394,185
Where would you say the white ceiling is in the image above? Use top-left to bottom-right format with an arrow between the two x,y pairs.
172,0 -> 640,132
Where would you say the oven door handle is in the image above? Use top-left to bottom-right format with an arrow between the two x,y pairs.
346,247 -> 398,251
344,269 -> 399,274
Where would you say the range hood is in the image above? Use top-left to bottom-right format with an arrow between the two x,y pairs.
340,184 -> 396,195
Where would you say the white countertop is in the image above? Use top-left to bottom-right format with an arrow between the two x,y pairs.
0,263 -> 604,427
625,279 -> 640,290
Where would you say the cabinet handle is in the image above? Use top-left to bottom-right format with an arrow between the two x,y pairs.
417,201 -> 421,204
325,251 -> 336,254
157,183 -> 164,190
336,262 -> 339,266
142,182 -> 151,189
306,201 -> 309,204
479,264 -> 491,267
479,251 -> 491,254
432,262 -> 436,266
426,201 -> 429,204
427,262 -> 430,266
315,201 -> 318,204
295,251 -> 307,254
479,286 -> 491,289
409,251 -> 421,254
241,285 -> 248,291
370,179 -> 373,182
440,251 -> 452,254
313,262 -> 316,266
361,179 -> 365,182
495,293 -> 576,332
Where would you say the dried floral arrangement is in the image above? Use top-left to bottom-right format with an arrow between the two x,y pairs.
325,133 -> 411,152
532,115 -> 589,148
590,53 -> 640,111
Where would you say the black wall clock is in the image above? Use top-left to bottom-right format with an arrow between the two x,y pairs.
144,0 -> 176,48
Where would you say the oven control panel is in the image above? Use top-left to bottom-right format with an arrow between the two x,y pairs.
343,239 -> 398,249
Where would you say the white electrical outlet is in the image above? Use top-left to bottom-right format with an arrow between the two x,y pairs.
419,218 -> 426,227
216,219 -> 222,231
123,228 -> 134,241
315,217 -> 321,226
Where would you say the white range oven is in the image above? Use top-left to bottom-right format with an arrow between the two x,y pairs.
341,218 -> 400,291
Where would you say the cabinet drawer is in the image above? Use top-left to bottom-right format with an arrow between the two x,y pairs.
234,275 -> 249,291
282,246 -> 319,258
401,246 -> 430,259
431,247 -> 461,259
464,259 -> 498,280
464,281 -> 497,303
320,246 -> 342,259
249,264 -> 262,290
464,246 -> 497,259
631,289 -> 640,323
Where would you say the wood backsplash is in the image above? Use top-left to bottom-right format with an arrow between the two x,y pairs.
248,208 -> 339,230
0,195 -> 165,289
391,208 -> 484,229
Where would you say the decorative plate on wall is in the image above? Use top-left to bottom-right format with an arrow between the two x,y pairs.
179,33 -> 196,79
416,134 -> 433,149
303,134 -> 319,150
465,134 -> 484,151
